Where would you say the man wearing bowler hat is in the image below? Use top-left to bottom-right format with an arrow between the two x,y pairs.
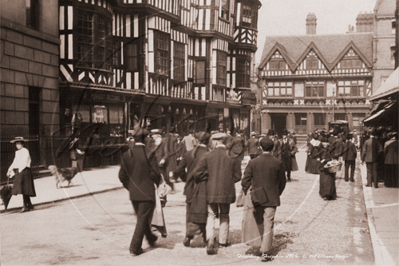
361,128 -> 383,188
193,132 -> 242,255
277,129 -> 297,182
242,138 -> 286,262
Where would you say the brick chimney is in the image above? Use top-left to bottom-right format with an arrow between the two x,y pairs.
306,13 -> 317,35
356,12 -> 374,32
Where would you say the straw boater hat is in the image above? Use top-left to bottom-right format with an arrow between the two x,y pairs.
10,136 -> 29,143
211,132 -> 227,140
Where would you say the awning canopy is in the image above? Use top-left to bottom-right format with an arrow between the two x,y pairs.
369,67 -> 399,101
363,101 -> 397,127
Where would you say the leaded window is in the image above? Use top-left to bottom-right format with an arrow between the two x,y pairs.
267,82 -> 293,97
173,42 -> 185,81
155,32 -> 170,75
220,0 -> 229,20
77,11 -> 94,68
217,51 -> 227,86
305,81 -> 325,97
237,56 -> 250,88
337,80 -> 364,97
125,41 -> 138,71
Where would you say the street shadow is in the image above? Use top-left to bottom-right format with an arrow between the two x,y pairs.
244,231 -> 295,257
58,184 -> 83,188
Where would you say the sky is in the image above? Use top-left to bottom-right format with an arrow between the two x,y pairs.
255,0 -> 378,63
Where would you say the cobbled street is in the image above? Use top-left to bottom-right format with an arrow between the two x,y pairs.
1,150 -> 374,265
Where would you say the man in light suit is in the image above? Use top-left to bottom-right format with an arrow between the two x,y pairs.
118,128 -> 161,256
193,132 -> 242,255
242,138 -> 286,262
361,128 -> 383,188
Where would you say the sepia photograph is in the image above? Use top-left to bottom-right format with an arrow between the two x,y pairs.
1,0 -> 398,265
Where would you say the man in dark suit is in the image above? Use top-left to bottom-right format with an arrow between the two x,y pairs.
361,128 -> 383,188
247,132 -> 260,159
343,134 -> 357,182
193,132 -> 242,255
118,128 -> 161,256
242,138 -> 286,262
175,132 -> 210,247
277,129 -> 298,182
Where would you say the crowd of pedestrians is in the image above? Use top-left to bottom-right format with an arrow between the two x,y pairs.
118,127 -> 299,262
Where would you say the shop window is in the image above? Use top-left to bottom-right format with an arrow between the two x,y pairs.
195,61 -> 205,83
237,56 -> 250,88
305,81 -> 324,97
220,0 -> 229,20
173,42 -> 185,81
125,41 -> 138,71
337,80 -> 364,97
267,81 -> 292,97
352,113 -> 365,127
109,105 -> 124,124
155,31 -> 170,75
217,51 -> 227,86
92,105 -> 107,123
334,113 -> 346,121
295,113 -> 307,126
26,0 -> 39,30
314,113 -> 326,126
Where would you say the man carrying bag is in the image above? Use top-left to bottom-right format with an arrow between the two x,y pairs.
241,138 -> 286,262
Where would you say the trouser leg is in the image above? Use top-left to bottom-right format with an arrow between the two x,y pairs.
218,204 -> 230,245
286,171 -> 291,180
344,161 -> 349,181
260,207 -> 276,254
372,162 -> 378,187
23,195 -> 32,207
366,163 -> 372,186
349,161 -> 355,181
130,201 -> 155,253
206,204 -> 217,245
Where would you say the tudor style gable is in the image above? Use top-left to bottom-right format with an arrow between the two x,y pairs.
331,43 -> 372,76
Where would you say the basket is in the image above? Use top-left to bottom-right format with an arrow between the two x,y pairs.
325,162 -> 342,173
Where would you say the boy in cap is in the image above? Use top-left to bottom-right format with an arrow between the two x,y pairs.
242,138 -> 286,262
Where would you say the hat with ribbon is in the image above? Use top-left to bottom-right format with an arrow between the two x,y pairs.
10,136 -> 29,143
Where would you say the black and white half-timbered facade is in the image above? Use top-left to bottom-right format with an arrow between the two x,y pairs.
59,0 -> 260,137
258,33 -> 374,135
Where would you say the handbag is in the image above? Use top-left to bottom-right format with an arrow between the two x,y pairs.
157,173 -> 172,198
236,188 -> 245,207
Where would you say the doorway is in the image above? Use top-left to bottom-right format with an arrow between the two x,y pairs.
270,113 -> 287,136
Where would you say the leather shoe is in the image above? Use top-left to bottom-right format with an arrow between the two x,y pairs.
148,235 -> 158,247
130,248 -> 144,256
21,207 -> 30,213
206,243 -> 216,255
218,241 -> 231,248
261,253 -> 273,262
183,236 -> 192,247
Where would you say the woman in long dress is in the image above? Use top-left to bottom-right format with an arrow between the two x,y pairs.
7,137 -> 36,212
319,138 -> 336,200
305,134 -> 322,174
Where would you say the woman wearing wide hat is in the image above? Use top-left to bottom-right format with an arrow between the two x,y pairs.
7,137 -> 36,212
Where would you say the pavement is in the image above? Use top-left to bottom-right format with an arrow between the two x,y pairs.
360,162 -> 399,266
1,154 -> 398,266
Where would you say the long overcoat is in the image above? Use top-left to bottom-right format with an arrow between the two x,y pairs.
193,146 -> 241,204
119,144 -> 161,201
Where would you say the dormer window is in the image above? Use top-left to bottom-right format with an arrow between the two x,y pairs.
306,51 -> 318,69
270,60 -> 286,70
340,49 -> 363,69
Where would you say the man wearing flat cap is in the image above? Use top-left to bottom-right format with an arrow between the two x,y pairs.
119,128 -> 161,256
247,132 -> 260,160
242,138 -> 286,262
193,132 -> 242,255
174,132 -> 210,247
